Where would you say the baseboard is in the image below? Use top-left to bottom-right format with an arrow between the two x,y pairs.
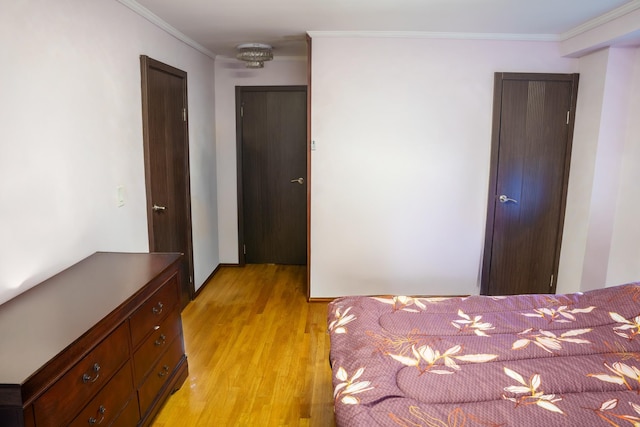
193,263 -> 241,299
308,297 -> 336,303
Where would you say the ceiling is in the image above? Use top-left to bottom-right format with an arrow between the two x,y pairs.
127,0 -> 638,58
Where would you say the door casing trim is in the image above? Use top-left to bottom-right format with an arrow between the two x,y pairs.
140,55 -> 195,304
480,72 -> 579,295
235,85 -> 309,269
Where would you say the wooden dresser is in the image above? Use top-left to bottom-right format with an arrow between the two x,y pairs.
0,252 -> 189,427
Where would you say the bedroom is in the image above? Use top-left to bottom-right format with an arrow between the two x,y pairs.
1,0 -> 640,425
2,1 -> 640,305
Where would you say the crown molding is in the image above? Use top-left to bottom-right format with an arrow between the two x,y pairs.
306,31 -> 558,42
559,0 -> 640,41
308,1 -> 640,44
118,0 -> 639,58
116,0 -> 217,59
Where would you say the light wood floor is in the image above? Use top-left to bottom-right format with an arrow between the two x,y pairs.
151,264 -> 336,426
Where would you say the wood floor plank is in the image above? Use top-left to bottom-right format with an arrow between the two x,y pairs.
151,265 -> 336,427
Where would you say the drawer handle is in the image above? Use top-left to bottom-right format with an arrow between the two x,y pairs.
152,302 -> 164,315
82,363 -> 101,383
88,405 -> 106,425
158,364 -> 170,377
154,334 -> 167,346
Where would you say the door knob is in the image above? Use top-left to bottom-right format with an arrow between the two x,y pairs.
499,195 -> 518,204
152,204 -> 166,211
290,178 -> 304,185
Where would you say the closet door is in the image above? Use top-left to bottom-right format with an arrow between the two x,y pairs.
140,56 -> 194,309
481,73 -> 579,296
237,86 -> 308,265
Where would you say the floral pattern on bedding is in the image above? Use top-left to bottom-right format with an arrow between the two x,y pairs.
328,282 -> 640,426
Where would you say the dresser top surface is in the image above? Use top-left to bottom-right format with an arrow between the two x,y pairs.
0,252 -> 181,385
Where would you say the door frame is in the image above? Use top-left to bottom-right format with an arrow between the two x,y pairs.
235,85 -> 309,267
140,55 -> 195,304
480,72 -> 579,295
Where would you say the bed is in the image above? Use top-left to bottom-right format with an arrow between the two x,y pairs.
328,283 -> 640,426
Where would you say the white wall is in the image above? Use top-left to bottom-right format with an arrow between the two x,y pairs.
555,8 -> 640,294
557,47 -> 637,293
556,49 -> 610,293
309,37 -> 577,298
214,57 -> 307,263
0,0 -> 218,304
605,47 -> 640,286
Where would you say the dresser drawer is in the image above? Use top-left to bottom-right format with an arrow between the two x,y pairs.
110,397 -> 140,427
33,323 -> 130,427
133,307 -> 181,385
68,361 -> 134,427
130,276 -> 178,347
138,336 -> 184,415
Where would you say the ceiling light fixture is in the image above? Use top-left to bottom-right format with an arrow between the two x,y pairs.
236,43 -> 274,69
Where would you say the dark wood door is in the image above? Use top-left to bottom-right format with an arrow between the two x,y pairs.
482,73 -> 579,296
237,87 -> 307,265
140,56 -> 194,309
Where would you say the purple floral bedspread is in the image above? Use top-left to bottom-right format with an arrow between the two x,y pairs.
328,283 -> 640,426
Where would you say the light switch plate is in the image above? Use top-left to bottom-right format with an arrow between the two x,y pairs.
117,186 -> 125,207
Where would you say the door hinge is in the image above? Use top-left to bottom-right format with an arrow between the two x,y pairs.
243,244 -> 246,255
566,111 -> 570,125
182,108 -> 187,122
550,274 -> 554,288
190,275 -> 193,284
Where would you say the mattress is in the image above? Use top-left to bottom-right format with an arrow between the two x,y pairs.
328,283 -> 640,426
